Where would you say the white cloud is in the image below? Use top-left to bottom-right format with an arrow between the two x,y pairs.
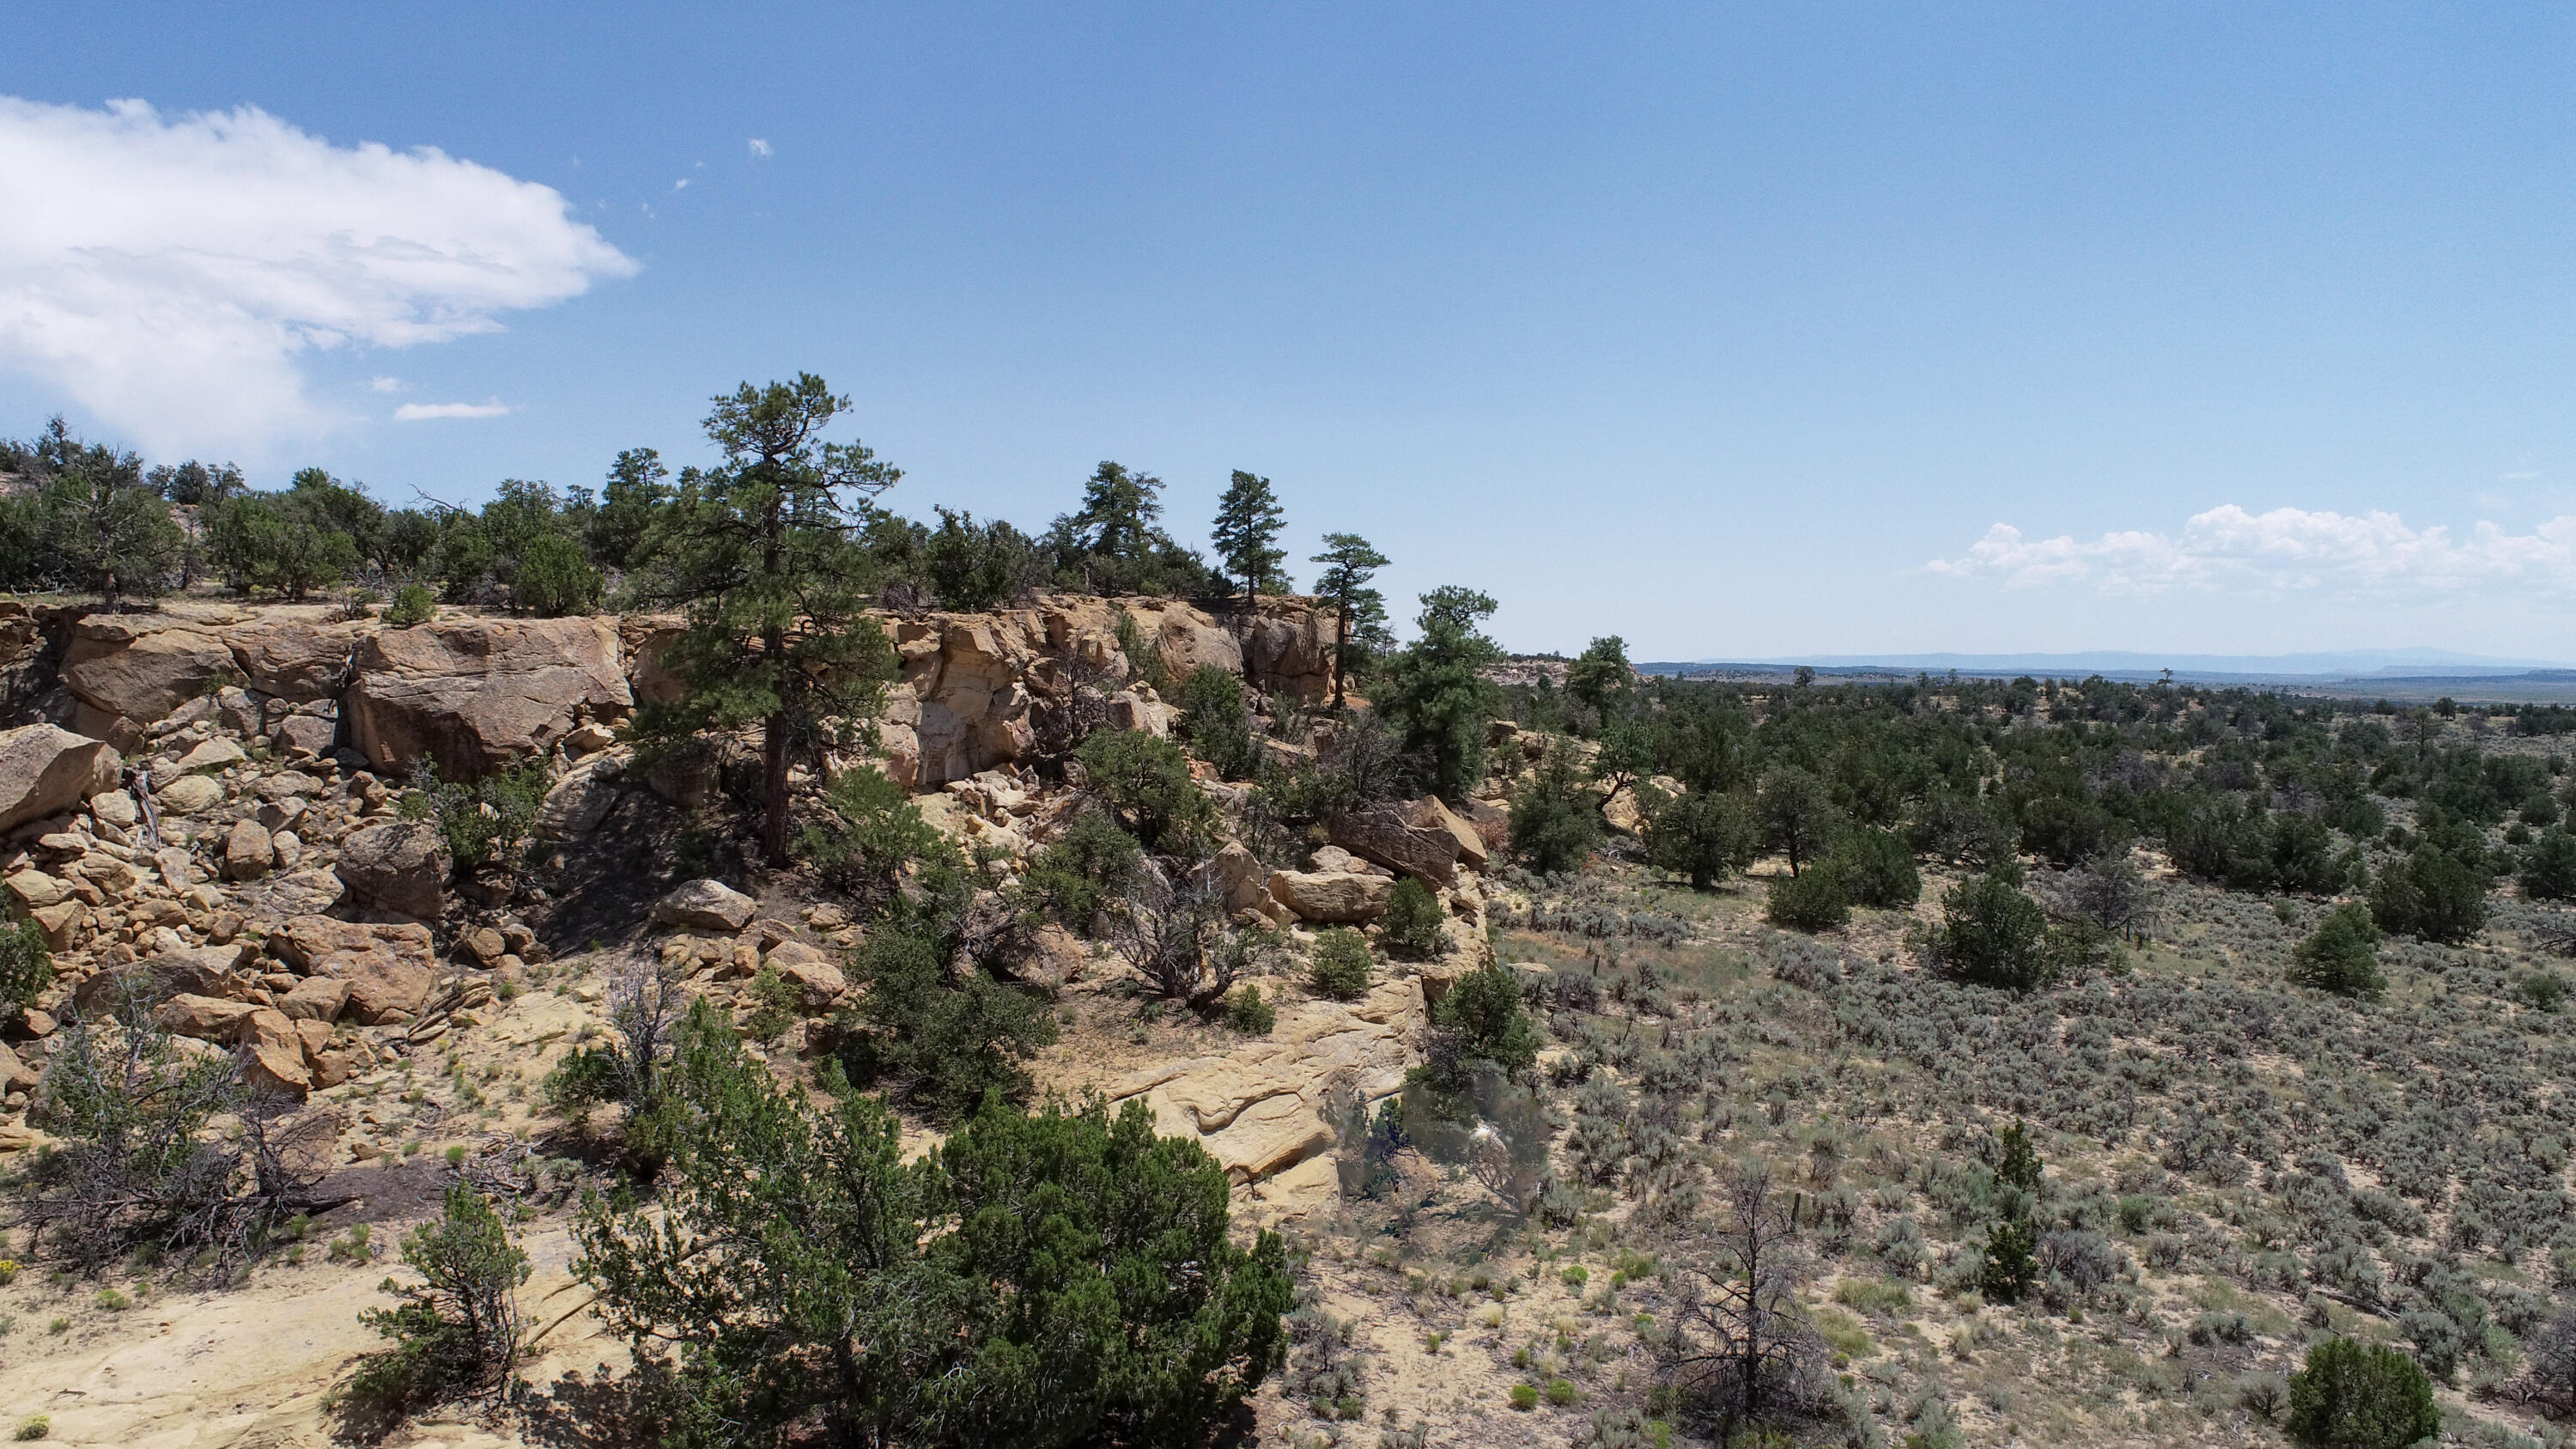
393,400 -> 509,422
673,178 -> 690,191
0,96 -> 635,456
1928,504 -> 2576,596
748,138 -> 772,158
368,375 -> 404,393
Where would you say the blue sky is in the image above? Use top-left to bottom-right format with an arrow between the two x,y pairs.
3,4 -> 2573,660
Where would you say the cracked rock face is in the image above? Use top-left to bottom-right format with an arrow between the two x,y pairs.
344,617 -> 633,777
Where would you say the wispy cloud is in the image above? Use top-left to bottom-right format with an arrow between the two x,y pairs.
1929,505 -> 2576,596
748,137 -> 772,158
368,375 -> 405,393
393,400 -> 510,422
0,96 -> 635,456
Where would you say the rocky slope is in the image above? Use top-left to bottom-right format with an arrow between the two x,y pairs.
0,589 -> 1504,1446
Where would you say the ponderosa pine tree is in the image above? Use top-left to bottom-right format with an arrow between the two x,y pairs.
1565,635 -> 1633,717
1382,586 -> 1502,799
1211,469 -> 1287,606
625,374 -> 902,863
1309,533 -> 1390,711
586,447 -> 673,571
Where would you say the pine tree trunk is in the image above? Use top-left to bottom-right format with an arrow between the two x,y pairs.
763,708 -> 791,865
1331,604 -> 1350,711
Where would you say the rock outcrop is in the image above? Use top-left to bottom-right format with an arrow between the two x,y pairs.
60,612 -> 241,739
1108,974 -> 1421,1193
343,616 -> 632,777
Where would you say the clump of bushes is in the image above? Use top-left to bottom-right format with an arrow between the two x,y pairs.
2283,1337 -> 2439,1449
1511,747 -> 1604,875
1379,877 -> 1449,958
2369,845 -> 2488,943
1765,867 -> 1851,932
1226,985 -> 1277,1035
573,1020 -> 1293,1446
346,1185 -> 528,1408
1309,928 -> 1374,1001
2288,903 -> 2385,998
1925,874 -> 2053,990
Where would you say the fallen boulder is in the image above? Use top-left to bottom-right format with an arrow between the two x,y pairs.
655,878 -> 757,932
270,916 -> 435,1024
335,820 -> 448,920
1267,868 -> 1393,924
0,724 -> 120,835
1328,798 -> 1466,887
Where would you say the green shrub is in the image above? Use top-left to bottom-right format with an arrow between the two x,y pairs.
1508,1384 -> 1540,1411
2520,971 -> 2568,1014
1833,827 -> 1922,908
2283,1337 -> 2439,1449
404,758 -> 549,874
1978,1218 -> 2038,1303
1172,665 -> 1256,780
2369,844 -> 2489,943
1764,867 -> 1850,932
1546,1377 -> 1577,1406
845,916 -> 1057,1123
797,766 -> 948,910
1429,961 -> 1540,1081
1646,788 -> 1758,889
1378,877 -> 1449,958
1076,729 -> 1217,854
2288,903 -> 2385,998
1225,985 -> 1276,1035
919,506 -> 1043,611
742,966 -> 801,1044
1511,747 -> 1603,875
1013,808 -> 1141,931
511,533 -> 601,616
384,581 -> 435,627
575,1036 -> 1293,1446
0,920 -> 51,1030
1309,928 -> 1374,1001
12,1416 -> 46,1441
347,1185 -> 527,1409
2522,827 -> 2576,901
1931,874 -> 2055,990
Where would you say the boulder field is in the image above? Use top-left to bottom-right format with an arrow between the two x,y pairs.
0,589 -> 1507,1215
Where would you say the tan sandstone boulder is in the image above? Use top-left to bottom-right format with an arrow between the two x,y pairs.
655,878 -> 757,932
335,820 -> 449,920
270,916 -> 435,1024
224,818 -> 274,881
344,616 -> 632,777
1267,868 -> 1393,924
73,945 -> 249,1015
60,614 -> 237,728
1329,798 -> 1467,887
0,724 -> 120,835
224,618 -> 361,701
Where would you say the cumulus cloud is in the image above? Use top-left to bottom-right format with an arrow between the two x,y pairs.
1928,505 -> 2576,596
748,137 -> 772,158
392,400 -> 509,421
367,375 -> 405,393
0,96 -> 635,456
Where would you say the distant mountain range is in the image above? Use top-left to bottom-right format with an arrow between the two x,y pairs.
1637,648 -> 2572,682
